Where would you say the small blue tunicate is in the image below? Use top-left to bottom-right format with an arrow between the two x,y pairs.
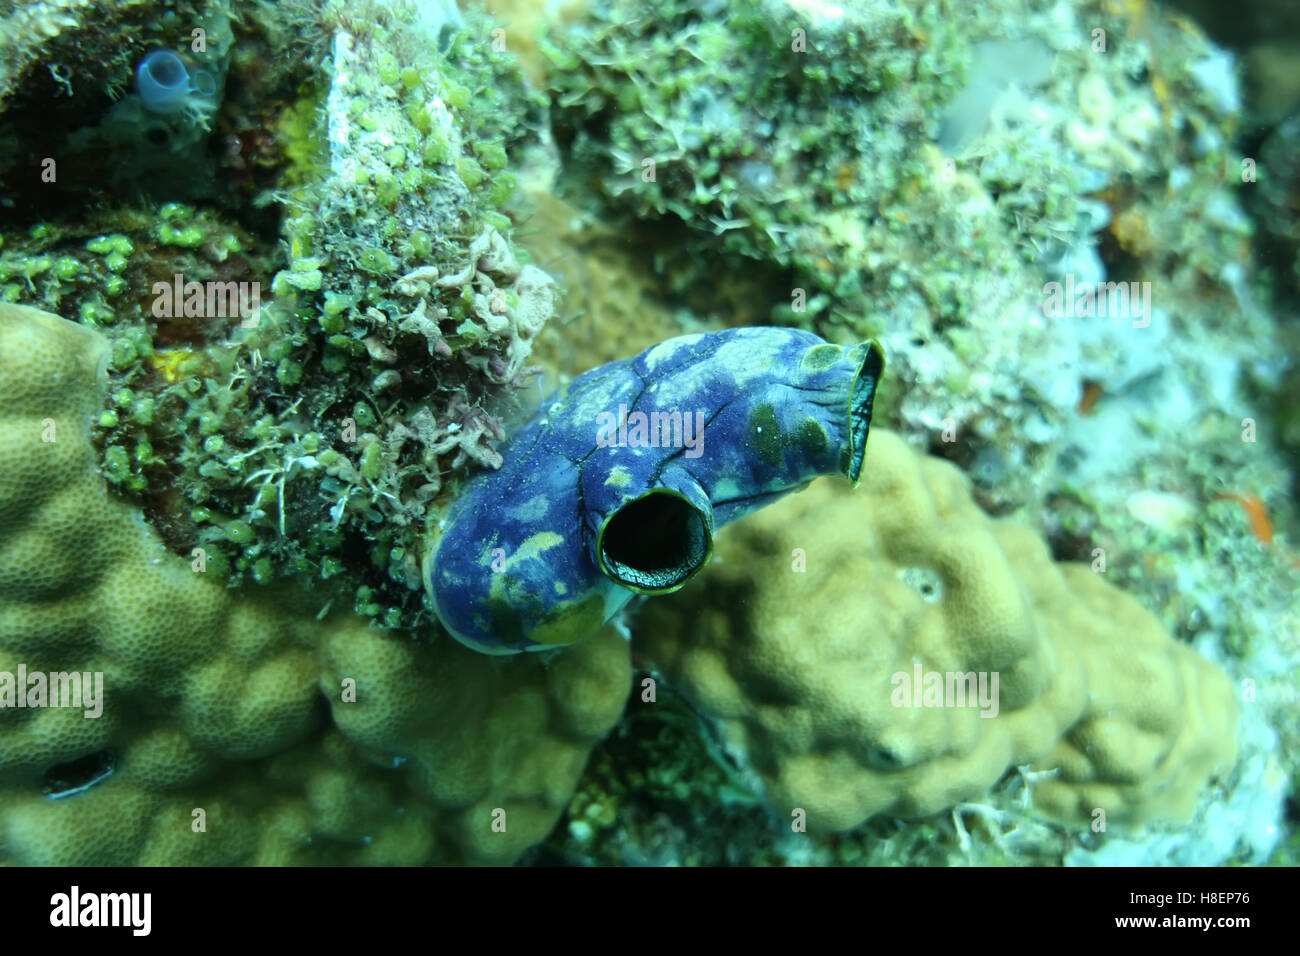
136,50 -> 215,115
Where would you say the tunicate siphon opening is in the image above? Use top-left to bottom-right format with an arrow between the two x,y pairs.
599,490 -> 712,593
846,343 -> 885,482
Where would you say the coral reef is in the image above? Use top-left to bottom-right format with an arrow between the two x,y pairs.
527,0 -> 1295,866
2,0 -> 237,204
172,0 -> 555,628
0,0 -> 563,632
1165,0 -> 1300,121
0,0 -> 1292,868
0,302 -> 631,865
544,0 -> 1283,518
637,431 -> 1239,831
521,191 -> 728,379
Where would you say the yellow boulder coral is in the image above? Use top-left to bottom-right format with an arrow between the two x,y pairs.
638,430 -> 1237,831
0,303 -> 630,864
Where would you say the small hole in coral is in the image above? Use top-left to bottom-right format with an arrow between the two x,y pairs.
868,747 -> 902,771
899,566 -> 944,603
42,749 -> 116,799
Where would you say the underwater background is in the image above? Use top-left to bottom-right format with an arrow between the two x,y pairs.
0,0 -> 1295,866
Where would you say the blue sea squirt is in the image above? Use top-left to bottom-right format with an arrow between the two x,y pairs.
425,327 -> 885,654
136,50 -> 216,115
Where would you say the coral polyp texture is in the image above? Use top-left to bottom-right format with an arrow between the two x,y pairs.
0,304 -> 630,865
637,430 -> 1239,831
